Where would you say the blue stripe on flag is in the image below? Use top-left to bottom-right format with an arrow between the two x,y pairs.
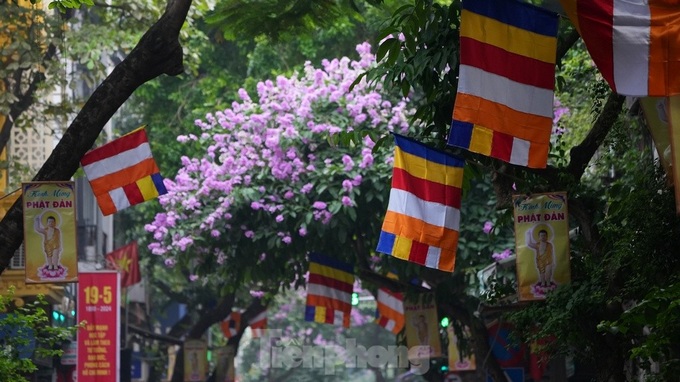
393,134 -> 465,168
448,120 -> 474,149
304,305 -> 317,322
308,252 -> 354,274
151,173 -> 167,195
376,231 -> 396,255
462,0 -> 558,37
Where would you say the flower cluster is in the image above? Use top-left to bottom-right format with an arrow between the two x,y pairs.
145,42 -> 414,273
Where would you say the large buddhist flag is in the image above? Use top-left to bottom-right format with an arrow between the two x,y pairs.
220,312 -> 241,339
80,126 -> 167,216
248,310 -> 267,338
105,241 -> 141,288
375,288 -> 405,335
376,134 -> 464,272
305,253 -> 354,328
560,0 -> 680,97
448,0 -> 559,168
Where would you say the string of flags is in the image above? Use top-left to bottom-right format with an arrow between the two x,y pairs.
304,253 -> 354,328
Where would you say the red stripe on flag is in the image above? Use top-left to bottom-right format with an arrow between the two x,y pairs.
491,131 -> 513,163
391,168 -> 462,208
576,0 -> 615,92
408,240 -> 429,266
123,183 -> 145,206
308,273 -> 353,294
81,128 -> 148,166
460,37 -> 555,89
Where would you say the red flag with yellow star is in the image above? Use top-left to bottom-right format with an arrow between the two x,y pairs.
106,241 -> 141,287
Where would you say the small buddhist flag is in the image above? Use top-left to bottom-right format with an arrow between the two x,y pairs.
448,0 -> 559,168
220,312 -> 241,339
377,134 -> 464,272
248,310 -> 267,338
105,241 -> 141,288
305,253 -> 354,328
80,126 -> 167,216
560,0 -> 680,97
375,288 -> 405,335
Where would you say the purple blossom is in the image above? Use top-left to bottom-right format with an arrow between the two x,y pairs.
284,191 -> 294,199
492,248 -> 513,261
342,179 -> 353,192
483,221 -> 494,234
189,274 -> 199,282
245,230 -> 255,238
312,201 -> 327,210
164,258 -> 176,268
299,227 -> 307,237
275,215 -> 284,223
282,236 -> 292,244
301,183 -> 313,194
250,290 -> 265,298
341,196 -> 353,206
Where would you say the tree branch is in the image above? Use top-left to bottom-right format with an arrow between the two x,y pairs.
0,0 -> 194,273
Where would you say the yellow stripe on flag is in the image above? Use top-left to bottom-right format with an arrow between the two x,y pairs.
460,9 -> 557,64
308,263 -> 354,284
394,147 -> 464,187
314,306 -> 327,323
137,175 -> 160,201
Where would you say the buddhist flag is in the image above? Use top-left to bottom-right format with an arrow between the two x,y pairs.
305,253 -> 354,328
80,126 -> 167,216
248,310 -> 267,338
448,0 -> 559,168
220,312 -> 241,339
105,241 -> 141,288
375,288 -> 405,335
560,0 -> 680,97
376,134 -> 464,272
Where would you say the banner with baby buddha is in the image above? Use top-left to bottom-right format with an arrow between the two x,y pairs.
22,182 -> 78,284
513,192 -> 570,301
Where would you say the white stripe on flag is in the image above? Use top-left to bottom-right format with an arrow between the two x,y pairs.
82,142 -> 153,180
425,246 -> 442,269
612,0 -> 650,96
510,137 -> 531,166
386,189 -> 460,231
307,283 -> 351,303
110,188 -> 130,212
458,65 -> 554,118
384,319 -> 396,332
333,310 -> 345,326
378,290 -> 404,314
249,311 -> 267,325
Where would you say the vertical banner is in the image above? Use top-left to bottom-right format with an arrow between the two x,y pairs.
666,96 -> 680,214
77,271 -> 120,381
404,294 -> 442,361
513,192 -> 571,301
184,339 -> 207,382
214,346 -> 236,382
22,181 -> 78,283
447,324 -> 476,371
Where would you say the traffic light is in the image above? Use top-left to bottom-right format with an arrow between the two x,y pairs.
351,292 -> 359,306
440,317 -> 450,328
52,310 -> 65,323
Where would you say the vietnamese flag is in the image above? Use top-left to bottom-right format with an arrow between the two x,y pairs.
106,241 -> 141,288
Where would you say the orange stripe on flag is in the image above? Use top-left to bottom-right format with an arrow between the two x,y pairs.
648,6 -> 680,96
89,158 -> 159,196
381,211 -> 459,250
453,93 -> 553,143
306,294 -> 352,312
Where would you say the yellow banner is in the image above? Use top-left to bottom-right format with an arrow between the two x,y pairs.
404,294 -> 442,361
184,339 -> 207,382
447,324 -> 476,371
666,96 -> 680,214
214,346 -> 236,382
22,182 -> 78,284
513,192 -> 570,301
640,97 -> 673,180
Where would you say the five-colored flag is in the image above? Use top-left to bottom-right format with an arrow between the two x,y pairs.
560,0 -> 680,97
221,312 -> 241,339
105,241 -> 141,288
305,253 -> 354,328
80,126 -> 167,216
248,310 -> 267,338
448,0 -> 559,168
375,288 -> 405,335
376,134 -> 464,272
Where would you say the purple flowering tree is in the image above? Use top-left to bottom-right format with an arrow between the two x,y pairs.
144,42 -> 415,379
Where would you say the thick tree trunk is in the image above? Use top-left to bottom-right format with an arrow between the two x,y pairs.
0,0 -> 193,273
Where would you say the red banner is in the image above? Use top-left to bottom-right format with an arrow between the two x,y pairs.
77,272 -> 120,381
